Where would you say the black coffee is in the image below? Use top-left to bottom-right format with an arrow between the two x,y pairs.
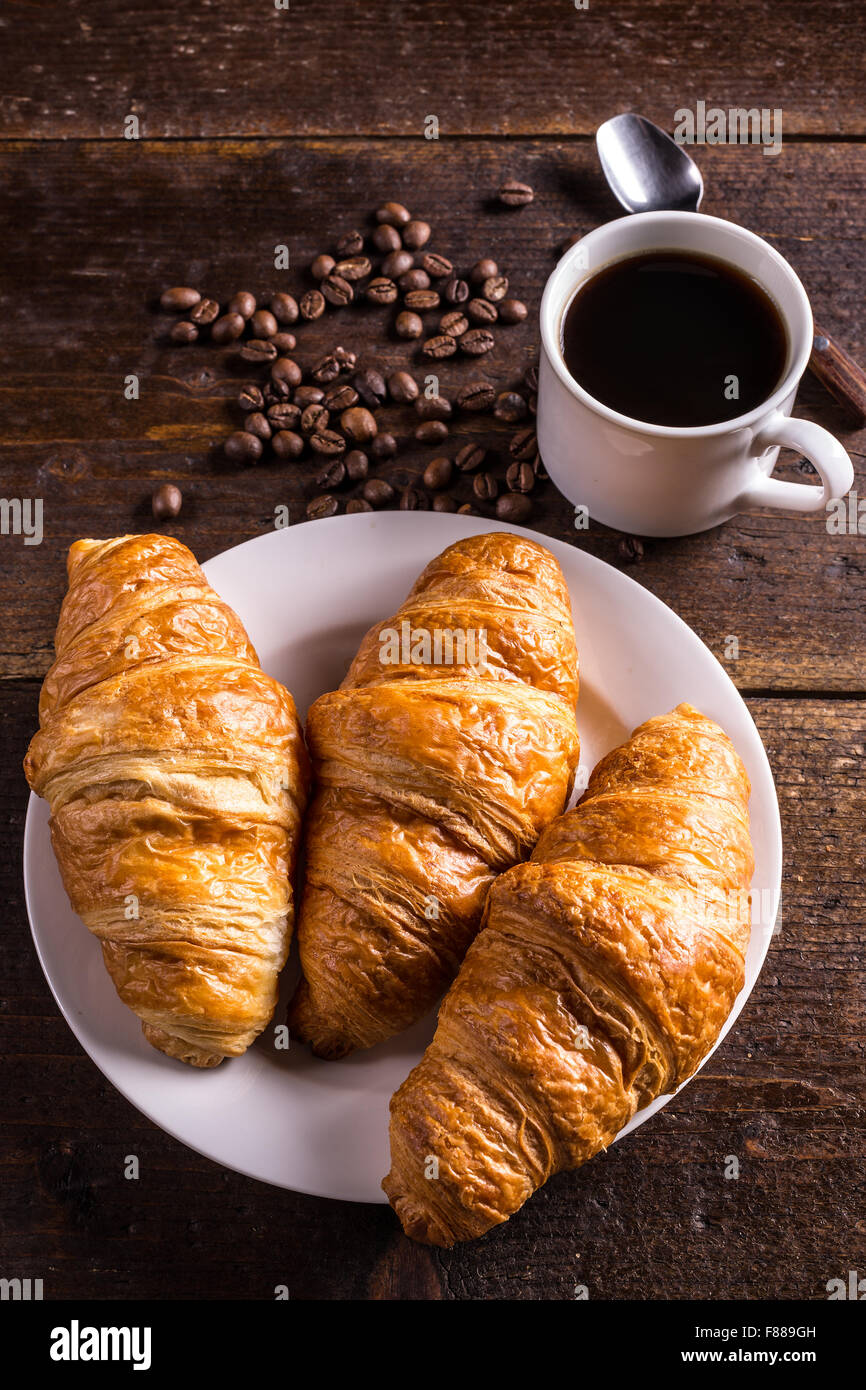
561,249 -> 788,427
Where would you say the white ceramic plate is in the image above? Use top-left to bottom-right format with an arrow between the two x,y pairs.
23,514 -> 782,1202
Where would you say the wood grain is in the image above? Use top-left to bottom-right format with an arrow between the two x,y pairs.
0,1 -> 863,140
3,690 -> 863,1299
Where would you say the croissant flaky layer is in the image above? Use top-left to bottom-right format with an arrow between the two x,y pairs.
25,535 -> 310,1067
383,704 -> 754,1245
289,532 -> 580,1058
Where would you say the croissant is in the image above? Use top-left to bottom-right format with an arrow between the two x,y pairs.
24,534 -> 310,1068
288,532 -> 580,1059
383,703 -> 754,1244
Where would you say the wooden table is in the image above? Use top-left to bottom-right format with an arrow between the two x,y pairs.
1,0 -> 863,1301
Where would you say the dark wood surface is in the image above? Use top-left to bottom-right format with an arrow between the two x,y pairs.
1,0 -> 864,1302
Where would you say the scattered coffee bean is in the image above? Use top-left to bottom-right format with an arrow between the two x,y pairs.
347,497 -> 373,513
249,309 -> 277,338
496,491 -> 533,521
322,274 -> 354,306
467,297 -> 498,324
225,430 -> 263,465
335,346 -> 357,368
366,276 -> 399,304
372,224 -> 402,253
494,391 -> 528,423
336,229 -> 365,256
152,482 -> 183,519
414,394 -> 451,420
239,384 -> 265,412
323,382 -> 359,410
458,503 -> 477,515
404,289 -> 439,311
382,249 -> 415,279
309,429 -> 346,456
239,338 -> 278,364
272,429 -> 304,460
396,311 -> 424,340
315,459 -> 348,489
376,201 -> 412,227
444,276 -> 469,304
370,432 -> 397,461
523,363 -> 539,392
363,477 -> 396,506
160,286 -> 201,312
341,406 -> 378,444
421,253 -> 453,279
506,460 -> 535,493
440,311 -> 469,337
170,320 -> 198,343
400,486 -> 428,510
482,275 -> 509,302
189,297 -> 220,326
433,494 -> 457,512
294,385 -> 324,408
211,312 -> 245,344
353,368 -> 387,407
402,220 -> 431,250
618,536 -> 645,563
498,180 -> 534,207
245,411 -> 272,441
270,331 -> 297,352
510,427 -> 538,460
455,443 -> 486,472
311,253 -> 336,280
528,392 -> 538,415
272,356 -> 303,387
307,493 -> 340,519
270,292 -> 299,324
461,328 -> 495,355
311,351 -> 342,384
345,449 -> 369,481
473,471 -> 499,502
415,419 -> 449,444
399,269 -> 431,294
423,456 -> 452,490
470,258 -> 498,285
267,402 -> 301,429
388,370 -> 418,402
335,256 -> 372,282
499,298 -> 528,324
422,334 -> 457,359
229,291 -> 257,318
456,381 -> 495,411
299,290 -> 326,320
301,403 -> 330,435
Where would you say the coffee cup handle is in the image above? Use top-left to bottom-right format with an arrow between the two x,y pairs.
739,412 -> 854,514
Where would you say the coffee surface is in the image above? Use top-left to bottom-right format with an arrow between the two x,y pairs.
561,250 -> 788,427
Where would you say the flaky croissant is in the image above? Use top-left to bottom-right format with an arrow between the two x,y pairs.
25,535 -> 310,1068
289,532 -> 580,1059
384,704 -> 754,1245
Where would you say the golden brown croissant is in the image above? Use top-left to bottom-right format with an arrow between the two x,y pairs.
383,704 -> 754,1244
289,532 -> 580,1059
24,535 -> 310,1068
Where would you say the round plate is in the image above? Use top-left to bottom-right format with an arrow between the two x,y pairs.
23,514 -> 782,1202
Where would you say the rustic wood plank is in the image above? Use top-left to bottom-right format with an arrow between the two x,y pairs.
0,1 -> 863,139
1,138 -> 863,690
3,679 -> 864,1298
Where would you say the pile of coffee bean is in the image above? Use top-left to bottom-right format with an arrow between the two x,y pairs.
156,193 -> 546,523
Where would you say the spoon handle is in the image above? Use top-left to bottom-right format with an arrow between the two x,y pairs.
809,323 -> 866,426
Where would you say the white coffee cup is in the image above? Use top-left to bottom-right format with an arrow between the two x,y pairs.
537,211 -> 853,537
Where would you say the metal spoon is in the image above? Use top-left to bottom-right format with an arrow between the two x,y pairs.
595,113 -> 866,425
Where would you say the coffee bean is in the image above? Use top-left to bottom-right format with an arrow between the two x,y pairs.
151,482 -> 183,519
211,312 -> 245,344
482,275 -> 509,302
299,290 -> 326,320
370,432 -> 397,461
322,274 -> 354,307
423,456 -> 452,490
366,276 -> 398,304
229,291 -> 256,318
239,384 -> 265,412
239,338 -> 278,364
398,486 -> 427,510
618,536 -> 645,563
414,394 -> 452,421
267,401 -> 301,429
402,220 -> 431,249
498,180 -> 534,207
270,331 -> 297,352
272,429 -> 304,460
422,334 -> 457,358
315,460 -> 348,490
510,427 -> 538,461
457,503 -> 477,515
399,271 -> 431,296
467,298 -> 498,324
345,449 -> 369,481
272,356 -> 303,387
311,352 -> 342,385
421,253 -> 453,279
294,386 -> 324,408
473,471 -> 499,502
388,370 -> 418,403
415,420 -> 449,444
404,289 -> 439,311
311,253 -> 336,280
309,429 -> 347,456
245,411 -> 272,441
432,493 -> 457,513
353,369 -> 387,408
335,346 -> 357,369
323,383 -> 359,411
189,297 -> 220,326
336,229 -> 365,256
363,477 -> 396,506
372,224 -> 402,254
494,391 -> 528,423
444,276 -> 469,304
499,298 -> 528,324
376,201 -> 411,227
470,258 -> 498,285
523,363 -> 539,392
461,328 -> 495,355
382,249 -> 415,279
301,403 -> 330,435
396,311 -> 424,340
270,293 -> 299,325
170,320 -> 198,343
247,309 -> 276,339
347,498 -> 373,513
335,256 -> 372,282
506,460 -> 536,493
455,443 -> 486,473
456,381 -> 495,412
496,492 -> 532,522
341,406 -> 378,444
225,430 -> 263,465
440,311 -> 469,337
160,286 -> 201,312
307,493 -> 340,520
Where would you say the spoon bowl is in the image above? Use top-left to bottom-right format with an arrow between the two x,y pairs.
596,113 -> 704,214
